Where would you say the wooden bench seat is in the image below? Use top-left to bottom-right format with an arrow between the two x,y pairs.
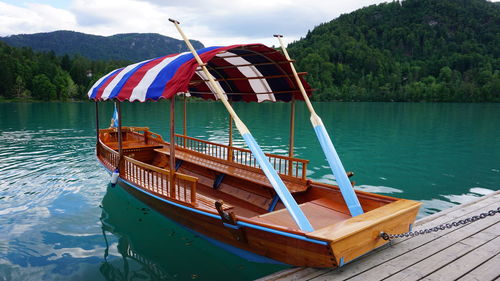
106,141 -> 163,151
154,147 -> 308,193
197,193 -> 233,211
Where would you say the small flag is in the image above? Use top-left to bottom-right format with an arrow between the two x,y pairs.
110,103 -> 118,128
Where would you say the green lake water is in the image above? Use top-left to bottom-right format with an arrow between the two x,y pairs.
0,101 -> 499,280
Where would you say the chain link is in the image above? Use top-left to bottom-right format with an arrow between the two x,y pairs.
380,206 -> 500,240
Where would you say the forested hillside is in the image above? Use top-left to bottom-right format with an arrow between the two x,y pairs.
0,41 -> 127,100
289,0 -> 499,101
1,0 -> 498,102
0,31 -> 204,61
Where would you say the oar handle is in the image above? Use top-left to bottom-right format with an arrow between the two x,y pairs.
170,20 -> 314,231
274,35 -> 319,122
169,19 -> 249,134
274,35 -> 363,217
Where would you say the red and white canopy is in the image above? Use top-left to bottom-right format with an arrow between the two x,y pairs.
88,44 -> 312,103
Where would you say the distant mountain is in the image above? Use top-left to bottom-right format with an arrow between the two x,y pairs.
289,0 -> 499,102
0,30 -> 204,61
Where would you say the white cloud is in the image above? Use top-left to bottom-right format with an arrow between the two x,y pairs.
0,2 -> 76,35
0,0 -> 408,47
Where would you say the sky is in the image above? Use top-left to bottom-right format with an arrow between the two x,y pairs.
0,0 -> 498,47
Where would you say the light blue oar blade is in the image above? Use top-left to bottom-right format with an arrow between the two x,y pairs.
242,133 -> 314,232
313,124 -> 364,217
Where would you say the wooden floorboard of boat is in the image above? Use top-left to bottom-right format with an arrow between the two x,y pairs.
196,184 -> 266,218
252,200 -> 351,230
256,190 -> 500,281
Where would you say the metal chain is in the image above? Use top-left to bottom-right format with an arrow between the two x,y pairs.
380,206 -> 500,241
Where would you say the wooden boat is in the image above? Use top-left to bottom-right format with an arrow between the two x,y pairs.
89,21 -> 421,268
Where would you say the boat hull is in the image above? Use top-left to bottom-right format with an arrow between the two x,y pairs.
96,129 -> 421,268
113,175 -> 336,267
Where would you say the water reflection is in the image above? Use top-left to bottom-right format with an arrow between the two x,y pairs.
98,184 -> 285,281
0,102 -> 498,280
419,187 -> 496,218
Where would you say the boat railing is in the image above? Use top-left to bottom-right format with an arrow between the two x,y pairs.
174,134 -> 309,180
99,127 -> 150,142
143,131 -> 164,145
97,139 -> 198,206
97,139 -> 119,170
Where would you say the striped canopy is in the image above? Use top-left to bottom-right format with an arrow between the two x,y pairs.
88,44 -> 312,103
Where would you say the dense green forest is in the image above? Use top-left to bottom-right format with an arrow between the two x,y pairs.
0,31 -> 203,61
0,41 -> 128,100
0,0 -> 499,102
288,0 -> 500,102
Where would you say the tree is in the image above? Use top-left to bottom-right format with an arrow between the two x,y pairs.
32,74 -> 56,100
13,76 -> 29,98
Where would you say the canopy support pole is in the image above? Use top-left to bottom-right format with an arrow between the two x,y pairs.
95,101 -> 99,145
228,102 -> 233,161
170,18 -> 313,232
274,35 -> 363,217
116,101 -> 123,171
288,98 -> 295,175
169,96 -> 176,197
183,94 -> 187,147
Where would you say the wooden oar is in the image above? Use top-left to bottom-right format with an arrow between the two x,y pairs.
274,35 -> 363,217
169,19 -> 313,232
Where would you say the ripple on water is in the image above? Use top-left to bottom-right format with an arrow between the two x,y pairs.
1,102 -> 499,280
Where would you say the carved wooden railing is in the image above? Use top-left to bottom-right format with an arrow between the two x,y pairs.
174,134 -> 308,180
143,131 -> 164,146
99,127 -> 308,181
99,126 -> 150,143
97,140 -> 119,170
97,139 -> 197,206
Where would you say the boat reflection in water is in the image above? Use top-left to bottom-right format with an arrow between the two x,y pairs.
98,184 -> 286,281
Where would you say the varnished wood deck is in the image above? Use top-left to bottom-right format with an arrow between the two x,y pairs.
257,190 -> 500,281
154,147 -> 308,193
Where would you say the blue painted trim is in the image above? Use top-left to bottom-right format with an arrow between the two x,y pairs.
97,159 -> 326,245
339,257 -> 345,267
313,125 -> 363,217
223,223 -> 240,230
175,159 -> 183,171
120,177 -> 220,219
268,195 -> 280,212
237,221 -> 328,245
192,229 -> 285,265
242,133 -> 314,232
409,223 -> 413,232
213,173 -> 225,189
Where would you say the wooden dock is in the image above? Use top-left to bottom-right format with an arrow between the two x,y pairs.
257,190 -> 500,281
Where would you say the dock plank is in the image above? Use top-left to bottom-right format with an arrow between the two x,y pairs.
382,223 -> 500,281
456,253 -> 500,281
422,232 -> 500,281
310,193 -> 500,281
321,214 -> 500,281
256,190 -> 500,281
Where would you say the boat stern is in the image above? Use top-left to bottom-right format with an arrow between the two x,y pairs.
306,199 -> 421,267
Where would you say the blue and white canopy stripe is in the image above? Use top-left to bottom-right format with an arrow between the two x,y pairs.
88,44 -> 312,103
